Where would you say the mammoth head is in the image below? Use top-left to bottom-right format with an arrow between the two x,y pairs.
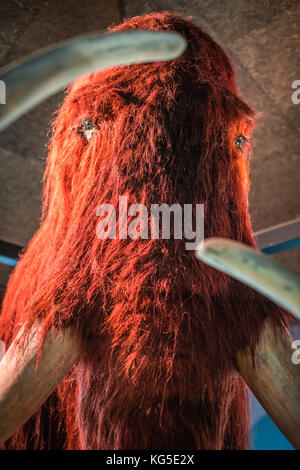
0,11 -> 299,449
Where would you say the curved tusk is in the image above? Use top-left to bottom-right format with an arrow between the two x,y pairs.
0,325 -> 80,444
195,238 -> 300,321
0,30 -> 186,131
196,238 -> 300,448
237,318 -> 300,449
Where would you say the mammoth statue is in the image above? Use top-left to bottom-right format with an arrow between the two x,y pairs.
0,12 -> 299,450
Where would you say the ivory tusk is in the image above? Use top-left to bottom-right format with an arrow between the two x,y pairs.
195,238 -> 300,321
0,30 -> 186,131
237,318 -> 300,449
196,238 -> 300,448
0,325 -> 80,444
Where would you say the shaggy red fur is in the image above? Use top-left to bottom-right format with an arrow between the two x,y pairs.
0,12 -> 288,450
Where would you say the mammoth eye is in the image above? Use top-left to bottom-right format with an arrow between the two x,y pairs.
77,118 -> 97,141
235,134 -> 249,152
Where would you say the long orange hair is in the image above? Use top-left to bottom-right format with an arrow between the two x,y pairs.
0,12 -> 288,449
